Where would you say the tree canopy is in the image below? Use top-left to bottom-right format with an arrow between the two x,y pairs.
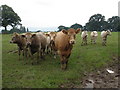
1,5 -> 21,31
70,23 -> 82,29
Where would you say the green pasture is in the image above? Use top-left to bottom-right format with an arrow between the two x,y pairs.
2,32 -> 118,88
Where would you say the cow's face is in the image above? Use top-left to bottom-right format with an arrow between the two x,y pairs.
10,33 -> 20,43
106,30 -> 111,36
62,28 -> 80,44
25,33 -> 32,45
49,32 -> 56,42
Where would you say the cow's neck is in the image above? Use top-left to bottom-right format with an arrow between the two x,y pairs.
17,37 -> 25,49
104,34 -> 108,38
64,42 -> 73,51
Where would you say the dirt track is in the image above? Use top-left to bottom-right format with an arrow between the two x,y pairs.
59,55 -> 119,88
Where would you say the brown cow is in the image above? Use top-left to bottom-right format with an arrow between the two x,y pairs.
44,33 -> 51,54
48,32 -> 57,58
54,28 -> 80,70
10,32 -> 27,60
28,32 -> 47,63
24,32 -> 33,57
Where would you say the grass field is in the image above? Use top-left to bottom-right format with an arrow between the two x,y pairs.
2,32 -> 118,88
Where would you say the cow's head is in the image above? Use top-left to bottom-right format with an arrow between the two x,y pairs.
10,32 -> 26,43
10,32 -> 19,43
106,30 -> 111,36
25,32 -> 33,45
49,32 -> 57,43
62,28 -> 80,44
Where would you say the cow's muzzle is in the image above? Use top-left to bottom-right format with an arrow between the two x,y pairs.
10,41 -> 13,43
70,41 -> 75,44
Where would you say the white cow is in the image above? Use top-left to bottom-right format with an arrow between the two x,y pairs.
81,31 -> 88,46
90,31 -> 98,44
101,30 -> 111,46
44,33 -> 51,54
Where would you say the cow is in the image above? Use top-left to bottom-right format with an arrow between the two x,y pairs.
101,30 -> 111,46
44,33 -> 51,54
48,32 -> 57,58
90,31 -> 98,44
54,28 -> 80,70
24,32 -> 33,58
81,31 -> 88,46
28,32 -> 47,64
10,32 -> 27,60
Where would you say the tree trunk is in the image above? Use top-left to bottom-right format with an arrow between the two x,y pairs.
5,26 -> 7,31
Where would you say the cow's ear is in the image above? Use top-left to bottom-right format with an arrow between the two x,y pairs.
21,35 -> 26,37
45,34 -> 50,36
13,32 -> 19,36
76,28 -> 80,34
62,29 -> 68,34
32,34 -> 36,37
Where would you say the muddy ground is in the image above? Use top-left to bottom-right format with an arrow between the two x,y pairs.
59,55 -> 119,88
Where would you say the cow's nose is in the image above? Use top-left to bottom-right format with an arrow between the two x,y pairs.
50,40 -> 54,44
70,41 -> 75,44
27,42 -> 31,45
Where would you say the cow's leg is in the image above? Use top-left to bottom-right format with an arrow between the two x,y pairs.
81,40 -> 83,46
65,53 -> 71,69
31,54 -> 34,65
40,50 -> 43,59
18,48 -> 21,60
94,39 -> 96,44
53,51 -> 57,59
104,39 -> 107,46
25,48 -> 28,58
60,55 -> 65,70
22,49 -> 25,60
60,54 -> 69,70
45,45 -> 48,54
42,48 -> 45,60
102,38 -> 106,46
28,48 -> 32,57
48,45 -> 51,54
85,39 -> 87,45
102,39 -> 105,46
91,39 -> 92,44
86,39 -> 87,45
35,51 -> 40,64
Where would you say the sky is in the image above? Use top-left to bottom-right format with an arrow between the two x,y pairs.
0,0 -> 119,31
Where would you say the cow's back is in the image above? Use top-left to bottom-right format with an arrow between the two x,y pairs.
55,31 -> 69,51
36,33 -> 47,48
101,31 -> 106,37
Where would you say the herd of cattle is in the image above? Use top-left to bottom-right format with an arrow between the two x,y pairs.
10,28 -> 111,70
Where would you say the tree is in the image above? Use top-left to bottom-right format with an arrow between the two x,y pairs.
58,25 -> 69,32
85,14 -> 106,31
1,5 -> 21,31
107,16 -> 120,31
70,23 -> 82,29
27,28 -> 29,32
0,6 -> 2,26
19,25 -> 26,33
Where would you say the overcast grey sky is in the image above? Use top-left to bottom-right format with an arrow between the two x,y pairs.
0,0 -> 119,31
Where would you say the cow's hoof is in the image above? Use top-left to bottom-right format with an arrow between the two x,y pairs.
31,62 -> 34,65
61,64 -> 67,70
54,56 -> 56,59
